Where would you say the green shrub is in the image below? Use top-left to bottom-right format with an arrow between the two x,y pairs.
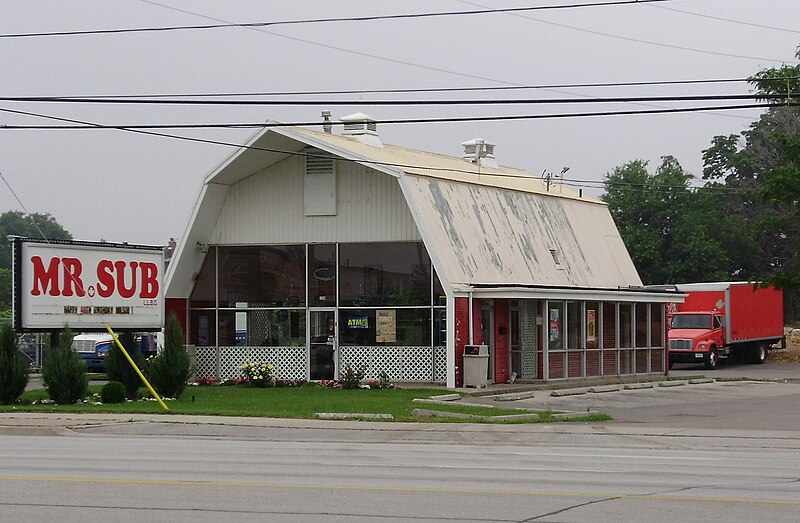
100,381 -> 127,404
42,326 -> 88,404
105,331 -> 144,399
0,323 -> 29,404
340,365 -> 366,389
146,314 -> 191,398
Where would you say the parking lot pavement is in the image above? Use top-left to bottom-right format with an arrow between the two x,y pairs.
668,359 -> 800,381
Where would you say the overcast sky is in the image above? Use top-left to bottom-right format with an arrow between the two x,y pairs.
1,0 -> 798,246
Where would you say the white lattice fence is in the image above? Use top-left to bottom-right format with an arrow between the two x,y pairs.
433,346 -> 446,383
195,346 -> 306,380
339,346 -> 435,382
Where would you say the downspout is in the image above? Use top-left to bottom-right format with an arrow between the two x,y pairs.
468,289 -> 474,345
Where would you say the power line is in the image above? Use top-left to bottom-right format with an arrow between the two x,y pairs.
36,76 -> 800,100
646,4 -> 800,34
0,103 -> 791,131
458,0 -> 797,64
0,0 -> 672,39
0,93 -> 791,106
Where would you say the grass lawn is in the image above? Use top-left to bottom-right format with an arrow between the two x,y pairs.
2,385 -> 611,423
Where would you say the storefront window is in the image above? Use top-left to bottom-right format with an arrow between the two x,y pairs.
619,303 -> 633,348
635,303 -> 649,348
308,244 -> 336,307
567,301 -> 582,350
223,308 -> 305,347
548,301 -> 564,351
651,303 -> 664,347
339,242 -> 431,307
189,246 -> 217,309
340,308 -> 431,346
603,302 -> 617,349
585,301 -> 599,350
217,245 -> 305,308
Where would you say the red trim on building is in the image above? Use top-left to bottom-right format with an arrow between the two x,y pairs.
165,297 -> 188,343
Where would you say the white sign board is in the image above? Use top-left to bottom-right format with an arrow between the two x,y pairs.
15,239 -> 165,330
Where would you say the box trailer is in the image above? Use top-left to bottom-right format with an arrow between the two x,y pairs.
667,282 -> 784,369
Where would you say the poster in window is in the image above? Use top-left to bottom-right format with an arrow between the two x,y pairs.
376,309 -> 397,343
587,309 -> 597,342
549,308 -> 561,342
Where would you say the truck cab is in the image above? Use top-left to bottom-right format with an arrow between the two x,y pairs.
668,311 -> 725,369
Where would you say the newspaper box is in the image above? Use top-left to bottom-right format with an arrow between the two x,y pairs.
463,344 -> 489,388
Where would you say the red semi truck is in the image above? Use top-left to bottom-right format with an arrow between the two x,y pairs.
667,282 -> 785,370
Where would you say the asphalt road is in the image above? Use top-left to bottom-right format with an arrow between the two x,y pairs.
1,432 -> 799,522
4,361 -> 800,521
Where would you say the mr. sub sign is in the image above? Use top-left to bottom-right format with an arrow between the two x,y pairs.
13,238 -> 165,329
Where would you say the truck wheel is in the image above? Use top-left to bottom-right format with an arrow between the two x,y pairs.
704,348 -> 718,370
750,343 -> 768,365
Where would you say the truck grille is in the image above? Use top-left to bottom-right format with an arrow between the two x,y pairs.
669,339 -> 693,351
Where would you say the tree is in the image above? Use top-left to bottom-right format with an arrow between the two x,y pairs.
41,326 -> 88,404
0,211 -> 72,315
146,314 -> 191,398
701,45 -> 800,317
105,331 -> 144,400
602,156 -> 734,285
0,211 -> 72,269
0,323 -> 28,404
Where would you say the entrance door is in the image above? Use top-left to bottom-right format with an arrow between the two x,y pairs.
309,309 -> 336,380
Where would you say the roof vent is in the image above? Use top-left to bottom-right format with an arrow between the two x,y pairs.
321,110 -> 332,134
462,138 -> 499,169
340,112 -> 383,147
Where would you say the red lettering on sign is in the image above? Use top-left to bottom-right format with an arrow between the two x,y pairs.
96,260 -> 115,298
139,262 -> 159,299
30,256 -> 85,297
115,260 -> 138,298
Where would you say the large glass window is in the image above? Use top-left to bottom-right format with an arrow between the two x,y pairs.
585,301 -> 599,350
340,308 -> 431,346
567,301 -> 582,350
619,303 -> 633,348
635,303 -> 649,348
231,309 -> 305,347
308,244 -> 336,307
339,242 -> 431,307
217,246 -> 306,308
548,301 -> 564,351
602,302 -> 617,349
189,246 -> 217,309
651,303 -> 664,347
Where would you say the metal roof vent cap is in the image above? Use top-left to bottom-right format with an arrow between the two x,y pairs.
340,112 -> 383,147
462,138 -> 499,169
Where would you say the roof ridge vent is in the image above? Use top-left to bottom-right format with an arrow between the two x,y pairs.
462,138 -> 499,169
340,112 -> 383,147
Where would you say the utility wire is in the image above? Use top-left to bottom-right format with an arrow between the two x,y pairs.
646,3 -> 800,34
0,93 -> 790,106
0,0 -> 672,39
30,76 -> 800,100
0,103 -> 791,131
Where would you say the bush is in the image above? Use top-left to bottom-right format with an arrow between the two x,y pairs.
0,323 -> 29,404
340,365 -> 366,389
240,360 -> 275,387
42,326 -> 88,404
146,314 -> 192,398
105,331 -> 144,399
100,381 -> 127,404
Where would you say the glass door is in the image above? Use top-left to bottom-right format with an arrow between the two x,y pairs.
309,309 -> 337,380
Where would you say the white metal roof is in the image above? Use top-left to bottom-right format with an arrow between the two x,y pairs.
166,123 -> 642,298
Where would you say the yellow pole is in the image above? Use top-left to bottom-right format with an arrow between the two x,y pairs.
105,325 -> 169,412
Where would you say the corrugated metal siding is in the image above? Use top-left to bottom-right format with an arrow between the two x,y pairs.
404,175 -> 641,288
211,155 -> 420,244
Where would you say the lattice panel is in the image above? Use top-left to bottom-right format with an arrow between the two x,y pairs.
195,346 -> 306,380
433,346 -> 446,383
339,346 -> 434,382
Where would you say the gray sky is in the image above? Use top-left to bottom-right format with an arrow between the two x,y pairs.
1,0 -> 798,246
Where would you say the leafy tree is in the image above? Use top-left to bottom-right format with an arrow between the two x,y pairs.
146,314 -> 191,398
0,323 -> 29,404
602,156 -> 733,284
41,326 -> 88,404
0,211 -> 72,316
0,211 -> 72,269
105,331 -> 144,400
701,45 -> 800,317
